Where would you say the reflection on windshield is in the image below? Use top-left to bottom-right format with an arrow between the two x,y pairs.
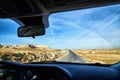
0,4 -> 120,64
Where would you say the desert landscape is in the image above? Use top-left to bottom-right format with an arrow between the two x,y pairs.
73,49 -> 120,64
0,44 -> 120,64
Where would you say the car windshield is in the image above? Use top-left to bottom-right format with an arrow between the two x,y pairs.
0,4 -> 120,64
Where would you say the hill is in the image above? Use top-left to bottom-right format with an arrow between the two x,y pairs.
0,44 -> 120,64
0,44 -> 66,63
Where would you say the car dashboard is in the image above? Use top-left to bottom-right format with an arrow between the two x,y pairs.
0,69 -> 68,80
0,62 -> 69,80
0,61 -> 120,80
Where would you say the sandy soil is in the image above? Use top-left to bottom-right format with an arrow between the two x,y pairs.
0,45 -> 120,64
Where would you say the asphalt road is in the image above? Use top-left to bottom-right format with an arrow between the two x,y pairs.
56,50 -> 87,63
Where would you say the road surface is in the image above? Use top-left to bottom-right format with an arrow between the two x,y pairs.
56,50 -> 87,63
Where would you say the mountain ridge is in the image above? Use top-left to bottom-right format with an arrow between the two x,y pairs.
0,44 -> 51,49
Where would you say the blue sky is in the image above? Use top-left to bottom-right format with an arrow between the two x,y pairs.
0,4 -> 120,49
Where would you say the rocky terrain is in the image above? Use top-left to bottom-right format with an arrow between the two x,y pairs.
0,44 -> 67,63
0,44 -> 120,64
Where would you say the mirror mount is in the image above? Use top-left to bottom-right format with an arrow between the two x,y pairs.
32,36 -> 35,38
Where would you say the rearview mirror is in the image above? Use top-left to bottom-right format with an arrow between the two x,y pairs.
18,25 -> 45,37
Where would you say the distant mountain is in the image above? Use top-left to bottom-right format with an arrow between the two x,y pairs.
18,44 -> 36,48
0,44 -> 18,49
35,45 -> 51,49
0,44 -> 52,49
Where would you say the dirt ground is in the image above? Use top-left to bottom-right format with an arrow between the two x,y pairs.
73,49 -> 120,64
0,46 -> 120,64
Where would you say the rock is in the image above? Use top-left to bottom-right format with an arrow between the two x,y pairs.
18,44 -> 36,48
0,44 -> 3,48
